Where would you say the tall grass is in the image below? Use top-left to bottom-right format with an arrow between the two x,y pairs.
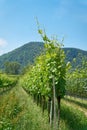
64,96 -> 87,109
60,100 -> 87,130
0,86 -> 87,130
0,86 -> 51,130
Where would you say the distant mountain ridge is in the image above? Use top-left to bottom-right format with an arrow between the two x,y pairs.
0,42 -> 87,71
0,42 -> 44,69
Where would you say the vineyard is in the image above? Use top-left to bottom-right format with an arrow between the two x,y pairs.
0,30 -> 87,130
19,29 -> 87,129
0,73 -> 18,94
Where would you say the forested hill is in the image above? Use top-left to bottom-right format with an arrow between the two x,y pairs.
0,42 -> 44,69
0,42 -> 87,70
63,47 -> 87,67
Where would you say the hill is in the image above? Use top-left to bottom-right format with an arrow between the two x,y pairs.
0,42 -> 87,71
0,42 -> 44,70
63,47 -> 87,68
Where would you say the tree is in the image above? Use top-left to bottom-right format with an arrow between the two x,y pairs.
4,61 -> 21,75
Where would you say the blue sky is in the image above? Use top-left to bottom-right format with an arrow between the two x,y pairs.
0,0 -> 87,55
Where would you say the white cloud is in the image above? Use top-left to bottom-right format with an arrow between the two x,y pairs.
0,38 -> 7,47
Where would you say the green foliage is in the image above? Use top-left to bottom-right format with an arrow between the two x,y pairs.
20,33 -> 66,98
4,61 -> 21,75
66,59 -> 87,98
0,73 -> 18,90
19,28 -> 67,129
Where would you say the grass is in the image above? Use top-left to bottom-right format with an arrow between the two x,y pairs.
0,86 -> 87,130
0,88 -> 25,130
0,86 -> 51,130
60,100 -> 87,130
63,96 -> 87,116
64,95 -> 87,108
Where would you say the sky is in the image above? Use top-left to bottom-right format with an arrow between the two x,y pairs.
0,0 -> 87,55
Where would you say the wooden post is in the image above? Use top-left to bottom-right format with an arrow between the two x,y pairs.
53,76 -> 57,130
57,96 -> 60,129
50,100 -> 52,126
